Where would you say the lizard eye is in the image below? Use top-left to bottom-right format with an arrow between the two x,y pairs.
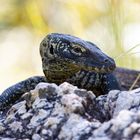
73,47 -> 82,53
71,46 -> 84,56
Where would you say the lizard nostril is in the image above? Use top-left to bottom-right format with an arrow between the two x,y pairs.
104,59 -> 109,63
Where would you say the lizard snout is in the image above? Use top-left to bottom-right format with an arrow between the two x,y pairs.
103,58 -> 116,72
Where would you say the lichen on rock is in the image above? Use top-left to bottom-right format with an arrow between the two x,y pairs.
0,82 -> 140,140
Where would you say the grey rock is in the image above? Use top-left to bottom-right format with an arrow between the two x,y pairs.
32,134 -> 42,140
8,121 -> 23,133
21,112 -> 33,120
0,138 -> 16,140
28,109 -> 49,128
0,82 -> 140,140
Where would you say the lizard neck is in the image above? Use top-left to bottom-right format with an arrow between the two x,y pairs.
43,59 -> 80,84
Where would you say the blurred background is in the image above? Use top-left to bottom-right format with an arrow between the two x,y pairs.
0,0 -> 140,92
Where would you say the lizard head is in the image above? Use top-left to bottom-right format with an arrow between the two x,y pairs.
40,33 -> 116,83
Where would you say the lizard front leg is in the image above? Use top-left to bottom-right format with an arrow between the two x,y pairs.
0,76 -> 46,110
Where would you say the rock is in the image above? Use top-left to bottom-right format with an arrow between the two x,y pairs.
0,122 -> 6,134
32,133 -> 42,140
8,121 -> 23,133
0,82 -> 140,139
21,112 -> 33,120
28,109 -> 49,128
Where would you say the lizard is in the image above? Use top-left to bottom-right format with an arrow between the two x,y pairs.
0,33 -> 121,110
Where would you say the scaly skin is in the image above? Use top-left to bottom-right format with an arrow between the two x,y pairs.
0,33 -> 120,110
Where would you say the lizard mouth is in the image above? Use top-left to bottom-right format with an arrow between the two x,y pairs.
71,59 -> 116,73
80,64 -> 116,73
77,56 -> 116,73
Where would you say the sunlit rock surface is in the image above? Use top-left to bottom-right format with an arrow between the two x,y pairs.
0,82 -> 140,140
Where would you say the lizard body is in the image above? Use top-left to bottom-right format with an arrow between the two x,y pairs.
0,33 -> 120,110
